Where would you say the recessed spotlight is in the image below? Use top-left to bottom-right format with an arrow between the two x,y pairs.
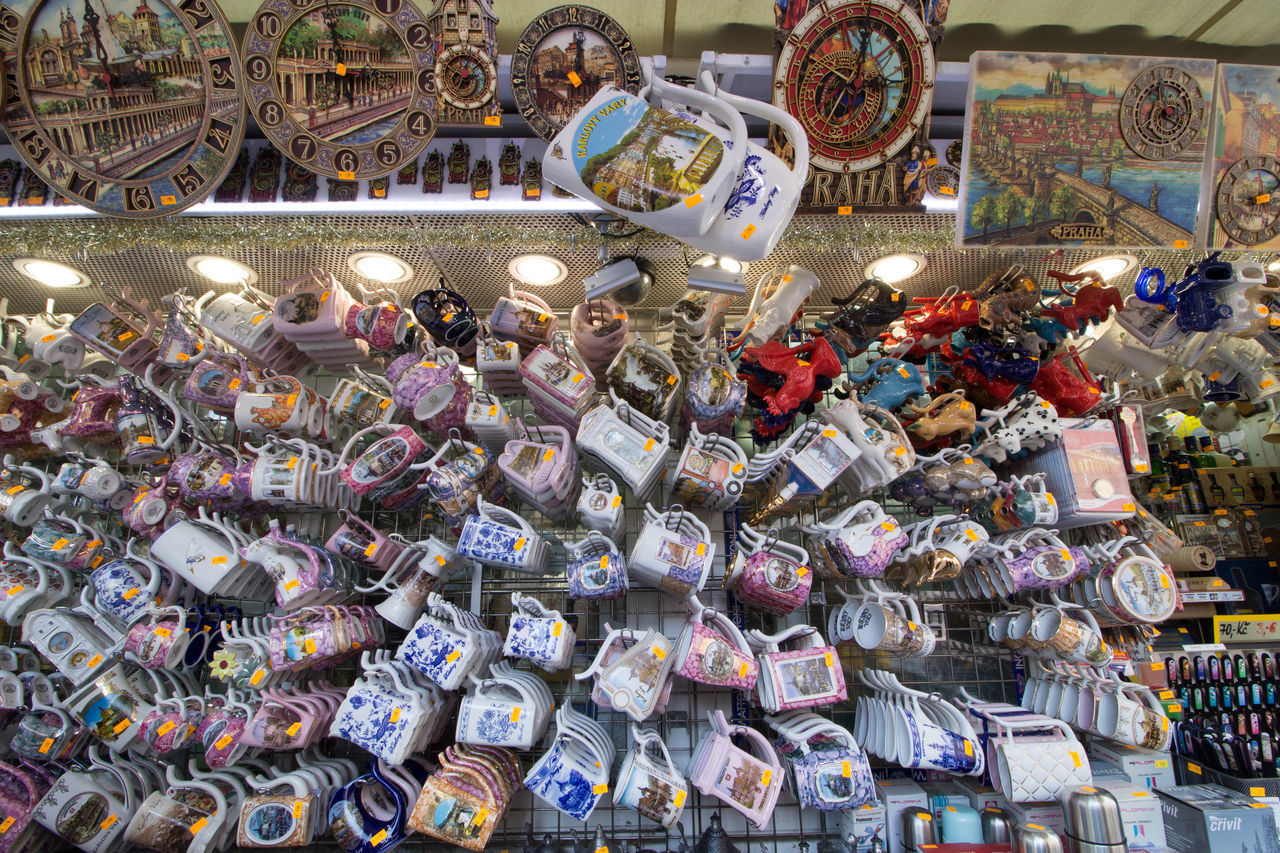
347,251 -> 414,284
1069,254 -> 1137,282
186,255 -> 258,285
509,254 -> 568,286
693,254 -> 747,275
865,253 -> 926,284
12,258 -> 91,288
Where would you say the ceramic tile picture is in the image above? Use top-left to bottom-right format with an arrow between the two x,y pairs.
1203,63 -> 1280,249
959,52 -> 1216,248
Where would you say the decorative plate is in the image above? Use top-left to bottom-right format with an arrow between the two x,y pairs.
6,0 -> 247,216
510,4 -> 642,142
243,0 -> 438,179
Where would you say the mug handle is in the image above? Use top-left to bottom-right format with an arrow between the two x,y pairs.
695,71 -> 808,184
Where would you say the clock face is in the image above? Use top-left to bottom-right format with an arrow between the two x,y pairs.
510,5 -> 642,142
435,41 -> 496,111
774,0 -> 935,173
4,0 -> 245,216
1215,156 -> 1280,246
243,0 -> 437,180
1119,64 -> 1207,160
925,163 -> 959,200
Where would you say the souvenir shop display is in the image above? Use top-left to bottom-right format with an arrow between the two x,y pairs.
2,3 -> 1280,850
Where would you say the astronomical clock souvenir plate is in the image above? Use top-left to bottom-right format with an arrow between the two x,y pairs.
958,52 -> 1216,249
244,0 -> 438,180
1204,64 -> 1280,249
771,0 -> 945,213
4,0 -> 246,216
510,4 -> 642,142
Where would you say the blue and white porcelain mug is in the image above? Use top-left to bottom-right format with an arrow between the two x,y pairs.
502,592 -> 574,672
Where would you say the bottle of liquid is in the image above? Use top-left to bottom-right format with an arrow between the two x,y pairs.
1250,474 -> 1267,503
1228,473 -> 1247,504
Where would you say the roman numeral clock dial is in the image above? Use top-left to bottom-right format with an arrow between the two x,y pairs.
1120,64 -> 1207,160
774,0 -> 935,173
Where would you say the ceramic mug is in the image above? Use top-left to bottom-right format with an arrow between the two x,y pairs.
853,598 -> 936,658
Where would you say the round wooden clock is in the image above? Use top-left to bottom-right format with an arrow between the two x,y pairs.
1119,64 -> 1207,160
1215,155 -> 1280,246
774,0 -> 935,173
510,5 -> 642,142
243,0 -> 437,180
4,0 -> 246,216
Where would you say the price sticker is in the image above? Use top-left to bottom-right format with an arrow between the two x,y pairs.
510,707 -> 521,722
643,438 -> 656,452
6,486 -> 22,495
822,428 -> 837,437
553,621 -> 564,637
568,70 -> 582,87
155,627 -> 172,639
527,187 -> 541,198
40,334 -> 55,343
390,708 -> 401,723
483,115 -> 501,126
435,555 -> 447,566
696,542 -> 706,556
473,808 -> 489,825
592,783 -> 608,795
117,331 -> 135,341
38,737 -> 54,754
760,769 -> 772,785
446,649 -> 461,663
293,802 -> 303,819
284,579 -> 300,591
304,638 -> 316,655
212,556 -> 228,565
1122,502 -> 1135,512
474,189 -> 490,199
739,661 -> 749,678
894,446 -> 906,456
215,733 -> 234,750
4,585 -> 22,596
113,718 -> 132,735
685,193 -> 703,208
337,171 -> 355,181
571,372 -> 584,383
88,654 -> 103,668
158,721 -> 176,737
837,205 -> 852,215
370,829 -> 388,847
0,818 -> 13,834
965,528 -> 978,541
286,722 -> 302,737
824,651 -> 834,666
1069,751 -> 1081,768
842,760 -> 852,777
652,645 -> 666,660
964,740 -> 973,756
1187,762 -> 1201,774
611,495 -> 622,508
1155,760 -> 1169,768
250,669 -> 266,686
229,378 -> 242,391
1174,239 -> 1189,249
543,449 -> 555,462
1257,193 -> 1273,204
364,542 -> 378,557
674,790 -> 687,808
335,62 -> 347,76
741,223 -> 757,240
940,186 -> 955,195
1251,787 -> 1266,797
374,187 -> 386,197
514,537 -> 526,551
161,195 -> 177,206
100,815 -> 118,830
797,566 -> 809,577
667,374 -> 678,385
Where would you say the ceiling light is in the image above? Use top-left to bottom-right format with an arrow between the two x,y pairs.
689,254 -> 746,295
347,251 -> 413,285
1069,254 -> 1137,282
185,255 -> 258,285
12,258 -> 90,288
509,254 -> 568,286
692,254 -> 747,275
865,253 -> 926,284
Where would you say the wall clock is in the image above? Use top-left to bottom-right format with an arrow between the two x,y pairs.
243,0 -> 438,180
774,0 -> 935,173
427,0 -> 498,125
1119,63 -> 1207,160
509,4 -> 642,142
925,163 -> 959,201
4,0 -> 246,216
1206,64 -> 1280,249
1214,156 -> 1280,246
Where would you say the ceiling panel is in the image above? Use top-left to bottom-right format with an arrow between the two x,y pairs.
0,211 -> 1228,320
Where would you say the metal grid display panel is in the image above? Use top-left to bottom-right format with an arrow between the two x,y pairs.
1,298 -> 1022,849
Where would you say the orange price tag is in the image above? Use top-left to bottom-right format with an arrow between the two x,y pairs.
284,579 -> 300,591
100,815 -> 118,830
611,495 -> 622,508
446,649 -> 461,662
837,205 -> 853,215
685,193 -> 703,208
304,638 -> 317,655
123,587 -> 140,600
514,537 -> 525,551
652,645 -> 666,660
374,188 -> 386,197
338,171 -> 355,181
475,189 -> 490,199
160,195 -> 177,205
286,722 -> 302,737
741,224 -> 757,240
483,115 -> 501,126
88,654 -> 103,668
113,718 -> 132,734
6,486 -> 23,495
389,708 -> 401,723
1174,239 -> 1189,249
364,542 -> 378,557
40,334 -> 55,342
696,542 -> 706,556
211,556 -> 228,565
157,721 -> 176,737
370,829 -> 388,847
643,438 -> 656,452
38,737 -> 54,754
250,669 -> 266,686
568,70 -> 582,87
674,790 -> 687,807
